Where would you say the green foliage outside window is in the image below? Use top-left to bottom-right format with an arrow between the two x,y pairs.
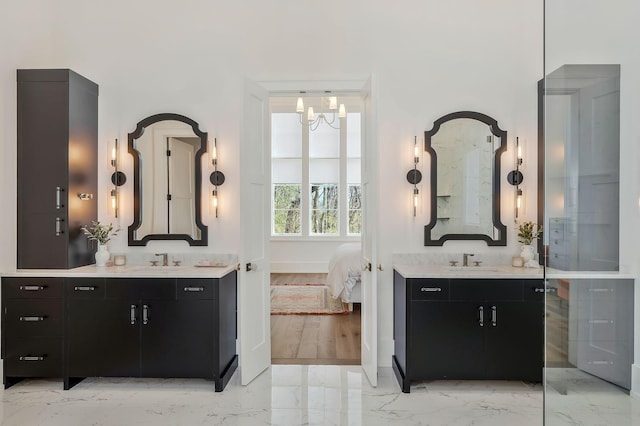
273,184 -> 301,234
311,184 -> 338,234
348,185 -> 362,234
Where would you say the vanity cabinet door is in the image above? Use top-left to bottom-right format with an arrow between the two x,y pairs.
484,301 -> 543,381
67,298 -> 140,378
410,301 -> 486,380
140,299 -> 214,379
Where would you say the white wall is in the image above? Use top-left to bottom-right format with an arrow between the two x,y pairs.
0,0 -> 543,366
544,0 -> 640,392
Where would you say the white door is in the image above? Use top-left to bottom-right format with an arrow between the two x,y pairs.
239,79 -> 271,385
360,77 -> 378,386
168,137 -> 197,237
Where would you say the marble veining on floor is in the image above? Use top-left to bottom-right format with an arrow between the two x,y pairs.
0,366 -> 543,425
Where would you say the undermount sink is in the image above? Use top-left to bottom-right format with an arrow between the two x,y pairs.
124,265 -> 186,272
446,266 -> 501,272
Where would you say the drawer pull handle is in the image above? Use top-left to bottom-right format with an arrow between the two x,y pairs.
587,360 -> 613,365
421,287 -> 442,292
588,319 -> 614,324
55,217 -> 64,236
534,287 -> 556,293
130,304 -> 136,325
143,304 -> 149,325
478,306 -> 484,327
491,305 -> 497,327
55,186 -> 64,209
19,316 -> 45,322
19,285 -> 46,291
74,286 -> 96,291
19,356 -> 45,361
184,286 -> 205,292
588,288 -> 614,293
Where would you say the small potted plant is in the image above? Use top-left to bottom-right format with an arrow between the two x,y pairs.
517,221 -> 542,267
81,221 -> 119,267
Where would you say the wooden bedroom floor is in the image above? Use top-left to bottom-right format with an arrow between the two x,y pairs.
270,273 -> 361,365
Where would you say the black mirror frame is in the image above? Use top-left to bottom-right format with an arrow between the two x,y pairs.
424,111 -> 507,246
128,113 -> 208,246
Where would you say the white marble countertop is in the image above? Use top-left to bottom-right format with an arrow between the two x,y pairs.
393,263 -> 544,279
1,264 -> 237,279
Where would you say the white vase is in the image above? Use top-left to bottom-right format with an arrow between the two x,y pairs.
95,244 -> 110,267
520,244 -> 536,267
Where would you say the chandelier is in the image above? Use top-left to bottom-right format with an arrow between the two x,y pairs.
296,96 -> 346,131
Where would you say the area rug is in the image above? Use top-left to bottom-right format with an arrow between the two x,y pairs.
270,285 -> 348,315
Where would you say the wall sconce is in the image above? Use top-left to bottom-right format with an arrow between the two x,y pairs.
406,136 -> 422,217
109,138 -> 127,218
507,137 -> 524,220
209,138 -> 226,218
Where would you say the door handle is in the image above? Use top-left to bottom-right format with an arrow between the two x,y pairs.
246,263 -> 255,272
364,263 -> 372,272
377,264 -> 383,271
478,306 -> 484,327
130,304 -> 136,325
55,186 -> 64,209
491,305 -> 497,327
55,217 -> 64,236
143,304 -> 149,325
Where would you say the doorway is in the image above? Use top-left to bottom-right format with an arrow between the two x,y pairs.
269,94 -> 363,365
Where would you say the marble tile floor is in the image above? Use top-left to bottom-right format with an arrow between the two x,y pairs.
3,366 -> 638,425
0,366 -> 545,425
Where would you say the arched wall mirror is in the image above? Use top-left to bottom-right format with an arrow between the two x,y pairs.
128,113 -> 208,246
424,111 -> 507,246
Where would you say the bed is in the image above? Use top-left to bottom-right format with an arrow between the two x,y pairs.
326,243 -> 362,304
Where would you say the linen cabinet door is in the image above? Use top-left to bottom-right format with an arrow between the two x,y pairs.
410,301 -> 486,380
140,299 -> 214,379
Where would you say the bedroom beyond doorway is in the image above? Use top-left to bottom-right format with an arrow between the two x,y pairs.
270,273 -> 361,365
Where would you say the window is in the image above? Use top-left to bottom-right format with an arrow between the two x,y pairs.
271,96 -> 362,238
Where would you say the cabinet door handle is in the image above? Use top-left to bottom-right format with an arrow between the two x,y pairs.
491,305 -> 497,327
55,217 -> 64,236
184,286 -> 205,292
130,304 -> 136,325
19,285 -> 46,291
478,306 -> 484,327
19,316 -> 45,322
421,287 -> 442,292
55,186 -> 64,209
19,356 -> 45,361
143,304 -> 149,325
74,286 -> 96,291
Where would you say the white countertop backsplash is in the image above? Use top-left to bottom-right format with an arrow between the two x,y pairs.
393,263 -> 543,279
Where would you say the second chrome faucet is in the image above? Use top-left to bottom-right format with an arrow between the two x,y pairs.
462,253 -> 474,267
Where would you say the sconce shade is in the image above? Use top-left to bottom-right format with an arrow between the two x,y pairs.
111,171 -> 127,186
210,170 -> 226,186
507,170 -> 523,186
406,169 -> 422,185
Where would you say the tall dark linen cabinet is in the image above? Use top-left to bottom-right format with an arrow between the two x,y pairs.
17,69 -> 98,269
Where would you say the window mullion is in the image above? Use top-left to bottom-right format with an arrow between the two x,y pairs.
301,122 -> 310,237
340,117 -> 347,238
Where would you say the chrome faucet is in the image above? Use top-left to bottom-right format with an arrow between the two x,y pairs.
155,253 -> 168,266
463,253 -> 474,267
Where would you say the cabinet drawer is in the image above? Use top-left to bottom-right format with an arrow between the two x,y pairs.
450,279 -> 523,301
177,279 -> 216,300
523,280 -> 546,301
5,299 -> 63,338
410,279 -> 449,300
4,337 -> 62,377
106,278 -> 176,300
2,277 -> 64,299
67,277 -> 106,299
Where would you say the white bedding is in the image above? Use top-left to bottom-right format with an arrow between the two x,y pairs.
326,243 -> 362,302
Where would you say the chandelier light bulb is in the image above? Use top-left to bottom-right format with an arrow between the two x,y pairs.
296,97 -> 304,113
329,96 -> 337,110
338,104 -> 346,118
307,106 -> 315,121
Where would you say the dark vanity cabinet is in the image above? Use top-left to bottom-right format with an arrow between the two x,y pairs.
393,271 -> 544,392
1,277 -> 65,388
65,271 -> 238,391
17,69 -> 98,269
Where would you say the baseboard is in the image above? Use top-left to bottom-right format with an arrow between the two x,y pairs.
378,337 -> 393,368
631,364 -> 640,397
270,261 -> 328,273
